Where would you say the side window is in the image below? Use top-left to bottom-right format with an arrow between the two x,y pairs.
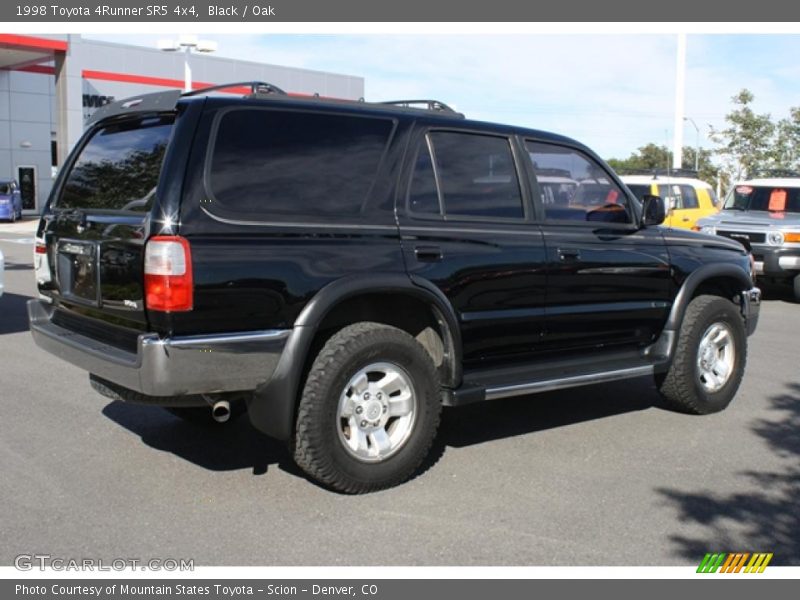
428,131 -> 524,220
209,109 -> 394,218
526,141 -> 631,224
408,139 -> 441,215
680,185 -> 699,209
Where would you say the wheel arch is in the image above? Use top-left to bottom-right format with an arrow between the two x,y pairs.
247,273 -> 461,440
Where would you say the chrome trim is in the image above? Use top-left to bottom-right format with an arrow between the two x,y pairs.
484,365 -> 654,401
778,256 -> 800,269
200,205 -> 398,231
28,299 -> 290,397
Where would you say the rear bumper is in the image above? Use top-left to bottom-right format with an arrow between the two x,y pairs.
0,205 -> 14,219
741,287 -> 761,336
27,299 -> 290,397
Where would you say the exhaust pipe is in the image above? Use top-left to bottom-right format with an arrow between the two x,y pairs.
211,400 -> 231,423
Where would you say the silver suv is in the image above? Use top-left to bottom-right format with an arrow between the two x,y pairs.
695,175 -> 800,299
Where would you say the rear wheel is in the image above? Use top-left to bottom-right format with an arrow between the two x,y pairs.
656,295 -> 746,414
293,322 -> 441,494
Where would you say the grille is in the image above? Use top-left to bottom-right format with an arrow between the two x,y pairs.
717,230 -> 767,244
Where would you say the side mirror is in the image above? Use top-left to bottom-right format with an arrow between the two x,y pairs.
641,194 -> 666,227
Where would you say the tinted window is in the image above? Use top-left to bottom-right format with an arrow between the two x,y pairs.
429,132 -> 524,219
408,141 -> 440,215
724,184 -> 800,213
527,141 -> 631,224
209,109 -> 394,217
0,182 -> 11,195
58,116 -> 173,211
680,185 -> 699,209
626,183 -> 651,201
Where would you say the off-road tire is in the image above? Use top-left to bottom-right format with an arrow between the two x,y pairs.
792,274 -> 800,302
656,295 -> 746,414
293,322 -> 441,494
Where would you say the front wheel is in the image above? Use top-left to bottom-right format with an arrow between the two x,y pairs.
293,322 -> 441,494
656,295 -> 747,414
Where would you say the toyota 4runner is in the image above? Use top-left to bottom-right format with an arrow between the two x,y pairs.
29,82 -> 761,493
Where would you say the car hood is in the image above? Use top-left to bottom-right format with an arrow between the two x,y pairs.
662,226 -> 747,254
698,210 -> 800,228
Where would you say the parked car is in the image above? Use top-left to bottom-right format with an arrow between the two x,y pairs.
28,83 -> 760,493
620,170 -> 719,230
0,179 -> 23,222
695,174 -> 800,300
0,248 -> 4,297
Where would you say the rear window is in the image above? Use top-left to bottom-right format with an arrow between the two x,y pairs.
724,185 -> 800,212
207,109 -> 394,218
57,116 -> 174,211
625,183 -> 651,201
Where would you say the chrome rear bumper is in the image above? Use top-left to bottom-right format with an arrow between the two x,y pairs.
28,300 -> 289,397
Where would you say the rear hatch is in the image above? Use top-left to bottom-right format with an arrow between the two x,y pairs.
39,114 -> 175,351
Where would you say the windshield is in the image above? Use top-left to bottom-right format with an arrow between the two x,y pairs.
0,182 -> 10,195
723,184 -> 800,212
55,115 -> 174,211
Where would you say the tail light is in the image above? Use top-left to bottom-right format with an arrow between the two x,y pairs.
144,235 -> 193,312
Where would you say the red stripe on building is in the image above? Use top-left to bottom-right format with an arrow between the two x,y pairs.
83,70 -> 257,95
17,64 -> 56,75
0,34 -> 68,52
82,69 -> 324,99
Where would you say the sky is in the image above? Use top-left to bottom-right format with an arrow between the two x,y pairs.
86,33 -> 800,161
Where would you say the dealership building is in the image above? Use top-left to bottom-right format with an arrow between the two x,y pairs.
0,34 -> 365,215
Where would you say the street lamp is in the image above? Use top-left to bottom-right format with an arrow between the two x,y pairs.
684,116 -> 700,172
158,35 -> 218,92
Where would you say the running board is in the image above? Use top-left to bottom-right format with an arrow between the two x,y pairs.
444,354 -> 655,407
485,365 -> 654,400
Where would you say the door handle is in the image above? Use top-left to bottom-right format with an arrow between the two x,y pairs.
558,248 -> 581,261
414,245 -> 443,262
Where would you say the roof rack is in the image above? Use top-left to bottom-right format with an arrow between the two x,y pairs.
183,81 -> 287,97
379,99 -> 462,115
617,168 -> 700,179
750,168 -> 800,179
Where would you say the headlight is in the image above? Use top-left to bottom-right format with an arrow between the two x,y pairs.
767,231 -> 785,246
700,225 -> 716,235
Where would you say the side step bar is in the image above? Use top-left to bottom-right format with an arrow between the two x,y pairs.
485,365 -> 654,400
444,357 -> 656,407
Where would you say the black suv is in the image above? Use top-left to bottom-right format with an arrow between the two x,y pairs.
29,82 -> 761,493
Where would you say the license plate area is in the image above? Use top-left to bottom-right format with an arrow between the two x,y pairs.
56,239 -> 100,306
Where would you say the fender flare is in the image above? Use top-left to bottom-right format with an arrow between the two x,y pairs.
646,263 -> 753,363
247,273 -> 462,440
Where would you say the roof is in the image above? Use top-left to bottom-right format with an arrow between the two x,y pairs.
619,174 -> 713,187
736,178 -> 800,188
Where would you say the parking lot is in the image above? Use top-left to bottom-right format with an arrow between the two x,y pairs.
1,223 -> 798,567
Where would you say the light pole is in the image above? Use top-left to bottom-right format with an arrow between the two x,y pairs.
158,35 -> 218,92
684,116 -> 700,172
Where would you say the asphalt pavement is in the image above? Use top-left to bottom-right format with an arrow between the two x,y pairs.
1,223 -> 797,566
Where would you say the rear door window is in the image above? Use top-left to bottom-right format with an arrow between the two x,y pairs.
208,109 -> 395,218
57,115 -> 174,211
407,131 -> 525,220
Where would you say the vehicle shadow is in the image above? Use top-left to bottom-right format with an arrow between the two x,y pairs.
657,383 -> 800,565
102,375 -> 660,487
0,291 -> 32,335
101,401 -> 294,477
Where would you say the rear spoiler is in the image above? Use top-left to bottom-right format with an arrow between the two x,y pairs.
87,89 -> 182,126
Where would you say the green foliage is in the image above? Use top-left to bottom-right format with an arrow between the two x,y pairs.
607,143 -> 718,185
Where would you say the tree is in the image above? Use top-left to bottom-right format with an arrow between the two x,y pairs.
607,144 -> 718,185
773,106 -> 800,171
710,89 -> 776,180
